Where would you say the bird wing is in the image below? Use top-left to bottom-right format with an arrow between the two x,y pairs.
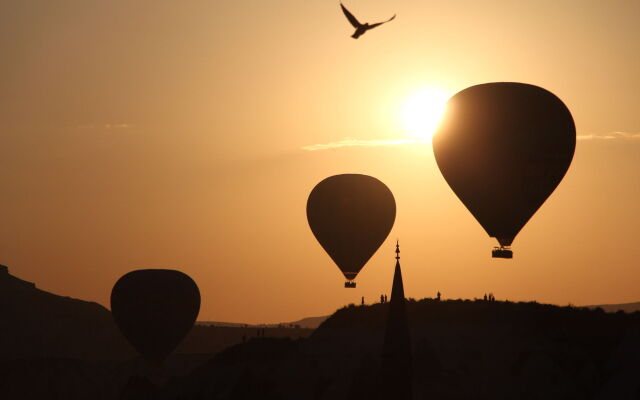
340,3 -> 362,28
368,14 -> 396,29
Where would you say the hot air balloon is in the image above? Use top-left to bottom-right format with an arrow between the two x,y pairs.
111,269 -> 200,365
307,174 -> 396,287
432,82 -> 575,258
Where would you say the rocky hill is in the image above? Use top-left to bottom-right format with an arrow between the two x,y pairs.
0,265 -> 134,361
0,265 -> 315,399
0,265 -> 314,361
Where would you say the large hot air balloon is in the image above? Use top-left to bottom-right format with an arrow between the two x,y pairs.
111,269 -> 200,365
433,82 -> 575,258
307,174 -> 396,287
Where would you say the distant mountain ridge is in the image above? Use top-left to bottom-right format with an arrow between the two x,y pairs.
584,302 -> 640,313
195,302 -> 640,329
197,315 -> 328,329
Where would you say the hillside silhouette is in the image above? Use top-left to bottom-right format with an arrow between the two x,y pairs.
157,299 -> 640,399
0,265 -> 134,361
0,265 -> 315,399
0,265 -> 313,363
3,264 -> 640,399
196,315 -> 328,329
586,301 -> 640,314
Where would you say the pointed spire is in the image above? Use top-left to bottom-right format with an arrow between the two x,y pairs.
391,241 -> 404,302
381,240 -> 412,399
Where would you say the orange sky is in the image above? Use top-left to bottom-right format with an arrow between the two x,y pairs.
1,0 -> 639,323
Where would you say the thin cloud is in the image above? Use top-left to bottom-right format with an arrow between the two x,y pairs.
577,131 -> 640,140
302,137 -> 427,151
303,131 -> 640,150
104,123 -> 130,129
75,123 -> 131,130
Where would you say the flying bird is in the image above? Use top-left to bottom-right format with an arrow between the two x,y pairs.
340,3 -> 396,39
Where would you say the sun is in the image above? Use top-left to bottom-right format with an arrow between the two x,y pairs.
401,88 -> 450,141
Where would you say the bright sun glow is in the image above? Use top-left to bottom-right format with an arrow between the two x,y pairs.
401,88 -> 450,141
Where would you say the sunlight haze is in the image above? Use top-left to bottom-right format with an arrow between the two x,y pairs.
1,0 -> 639,324
400,87 -> 450,140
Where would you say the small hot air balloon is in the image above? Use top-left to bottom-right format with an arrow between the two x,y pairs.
307,174 -> 396,287
433,82 -> 575,258
111,269 -> 200,365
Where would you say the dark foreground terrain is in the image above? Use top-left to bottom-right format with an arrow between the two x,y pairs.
149,299 -> 640,400
2,265 -> 640,399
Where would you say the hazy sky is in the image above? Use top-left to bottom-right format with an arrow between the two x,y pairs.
1,0 -> 639,323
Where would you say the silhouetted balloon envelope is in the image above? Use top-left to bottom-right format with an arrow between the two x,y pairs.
432,83 -> 575,256
307,174 -> 396,286
110,269 -> 200,365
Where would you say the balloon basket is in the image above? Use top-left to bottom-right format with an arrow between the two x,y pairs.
344,281 -> 356,288
492,248 -> 513,259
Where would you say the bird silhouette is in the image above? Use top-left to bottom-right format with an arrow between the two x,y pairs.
340,3 -> 396,39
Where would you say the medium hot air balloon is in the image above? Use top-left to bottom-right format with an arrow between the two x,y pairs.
433,82 -> 575,258
307,174 -> 396,287
111,269 -> 200,365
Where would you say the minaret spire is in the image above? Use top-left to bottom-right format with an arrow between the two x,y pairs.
381,240 -> 412,399
390,240 -> 405,302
